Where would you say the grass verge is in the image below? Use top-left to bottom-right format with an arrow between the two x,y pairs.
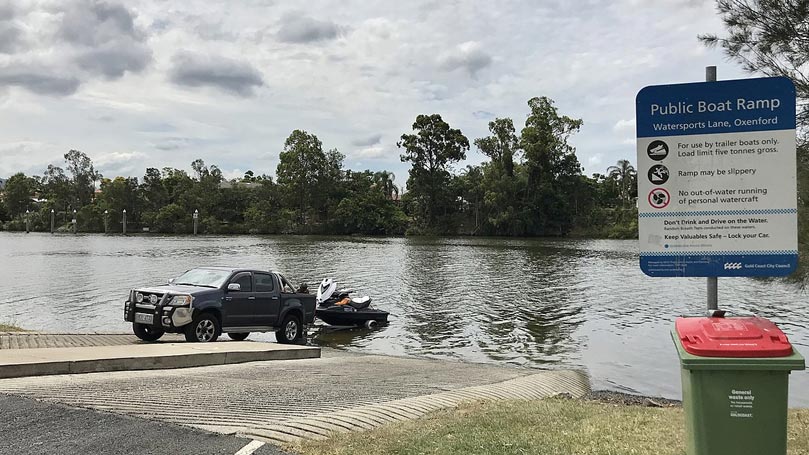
0,323 -> 27,332
291,399 -> 809,455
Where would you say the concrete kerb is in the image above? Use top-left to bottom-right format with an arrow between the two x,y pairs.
0,342 -> 321,379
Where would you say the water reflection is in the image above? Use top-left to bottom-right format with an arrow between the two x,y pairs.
0,233 -> 807,406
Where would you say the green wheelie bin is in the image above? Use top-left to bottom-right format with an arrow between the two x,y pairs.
672,316 -> 805,455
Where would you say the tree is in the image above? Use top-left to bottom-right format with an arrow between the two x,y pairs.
474,118 -> 519,177
606,159 -> 637,206
276,130 -> 337,228
63,150 -> 100,208
520,97 -> 584,235
398,114 -> 469,232
700,0 -> 809,125
474,117 -> 524,235
140,167 -> 167,213
41,164 -> 72,218
98,177 -> 139,220
373,171 -> 399,200
3,172 -> 36,217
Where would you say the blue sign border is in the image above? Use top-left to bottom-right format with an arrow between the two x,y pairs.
636,76 -> 797,277
640,253 -> 797,277
636,76 -> 795,138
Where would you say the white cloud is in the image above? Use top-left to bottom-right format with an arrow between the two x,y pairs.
0,0 -> 747,181
613,118 -> 636,132
586,153 -> 603,170
221,168 -> 245,181
438,41 -> 492,76
94,151 -> 147,166
351,146 -> 390,160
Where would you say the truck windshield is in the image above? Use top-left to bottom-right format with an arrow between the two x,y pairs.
173,269 -> 231,288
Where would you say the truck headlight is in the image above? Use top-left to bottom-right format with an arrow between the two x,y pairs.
135,292 -> 144,303
166,295 -> 192,306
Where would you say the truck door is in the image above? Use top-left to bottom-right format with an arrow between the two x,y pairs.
253,272 -> 280,326
223,272 -> 255,327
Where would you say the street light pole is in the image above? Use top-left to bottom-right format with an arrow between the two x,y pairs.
122,209 -> 127,235
193,209 -> 199,235
104,210 -> 109,234
72,209 -> 77,234
50,209 -> 54,234
25,209 -> 30,233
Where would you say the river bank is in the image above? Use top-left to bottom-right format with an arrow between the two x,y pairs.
0,324 -> 25,332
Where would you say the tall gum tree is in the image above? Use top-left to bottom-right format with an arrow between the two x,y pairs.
398,114 -> 469,232
63,150 -> 100,208
520,97 -> 584,235
474,117 -> 522,234
276,130 -> 343,229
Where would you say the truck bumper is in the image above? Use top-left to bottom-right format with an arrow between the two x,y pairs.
125,302 -> 192,332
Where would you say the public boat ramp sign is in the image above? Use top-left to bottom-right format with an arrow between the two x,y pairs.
636,77 -> 797,277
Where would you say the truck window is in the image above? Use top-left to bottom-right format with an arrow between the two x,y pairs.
230,272 -> 252,292
255,273 -> 274,292
278,274 -> 295,293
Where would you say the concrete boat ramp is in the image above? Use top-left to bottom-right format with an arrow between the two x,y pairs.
0,333 -> 590,446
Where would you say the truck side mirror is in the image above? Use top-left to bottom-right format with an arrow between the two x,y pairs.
227,283 -> 241,292
168,278 -> 175,284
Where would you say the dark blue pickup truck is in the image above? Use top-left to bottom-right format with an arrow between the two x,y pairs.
124,267 -> 316,343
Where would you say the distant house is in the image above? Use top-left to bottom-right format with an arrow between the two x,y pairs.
218,181 -> 261,190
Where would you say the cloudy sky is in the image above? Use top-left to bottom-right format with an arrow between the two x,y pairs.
0,0 -> 747,185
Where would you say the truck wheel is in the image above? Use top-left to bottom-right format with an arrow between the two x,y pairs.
227,332 -> 249,341
185,313 -> 220,342
275,314 -> 302,344
133,323 -> 164,342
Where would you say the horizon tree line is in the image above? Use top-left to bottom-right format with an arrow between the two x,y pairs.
0,96 -> 639,238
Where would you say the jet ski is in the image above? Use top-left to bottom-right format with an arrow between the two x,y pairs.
315,278 -> 388,328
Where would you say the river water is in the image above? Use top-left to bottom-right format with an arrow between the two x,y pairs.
1,232 -> 807,405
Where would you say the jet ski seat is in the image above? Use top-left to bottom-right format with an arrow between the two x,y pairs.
349,296 -> 371,309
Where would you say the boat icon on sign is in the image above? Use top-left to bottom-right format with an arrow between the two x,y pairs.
646,140 -> 669,161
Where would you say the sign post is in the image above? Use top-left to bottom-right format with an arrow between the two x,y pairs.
636,76 -> 798,289
705,66 -> 718,313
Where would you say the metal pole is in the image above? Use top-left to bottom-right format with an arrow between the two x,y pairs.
50,209 -> 54,234
706,65 -> 719,313
104,210 -> 109,234
72,209 -> 77,234
193,209 -> 198,235
25,209 -> 29,233
122,209 -> 127,235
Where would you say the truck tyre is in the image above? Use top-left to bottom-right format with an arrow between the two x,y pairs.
227,332 -> 249,341
133,323 -> 164,342
185,313 -> 220,342
275,314 -> 302,344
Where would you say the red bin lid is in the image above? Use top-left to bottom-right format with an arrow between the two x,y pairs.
675,317 -> 793,357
